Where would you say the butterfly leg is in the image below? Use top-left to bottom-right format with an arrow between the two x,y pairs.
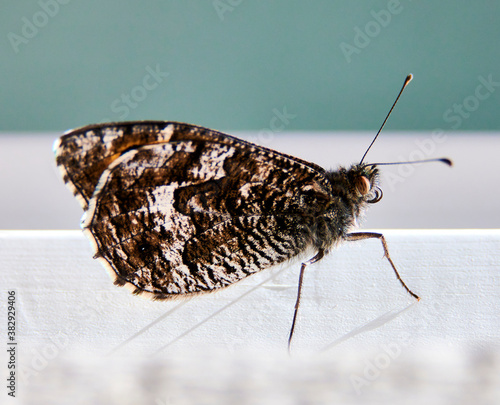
345,232 -> 420,300
288,249 -> 325,353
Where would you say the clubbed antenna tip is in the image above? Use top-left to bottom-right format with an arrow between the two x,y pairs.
440,158 -> 453,167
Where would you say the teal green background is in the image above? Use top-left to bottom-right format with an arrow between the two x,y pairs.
1,0 -> 499,132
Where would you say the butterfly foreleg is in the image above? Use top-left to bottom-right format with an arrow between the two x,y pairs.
345,232 -> 420,300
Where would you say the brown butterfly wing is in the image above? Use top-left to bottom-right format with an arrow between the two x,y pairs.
56,122 -> 333,298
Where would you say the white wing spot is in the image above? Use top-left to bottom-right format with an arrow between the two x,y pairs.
159,124 -> 175,141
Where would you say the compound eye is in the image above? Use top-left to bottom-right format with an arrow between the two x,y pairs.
355,176 -> 371,196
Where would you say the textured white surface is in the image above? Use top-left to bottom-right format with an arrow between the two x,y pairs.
0,229 -> 499,403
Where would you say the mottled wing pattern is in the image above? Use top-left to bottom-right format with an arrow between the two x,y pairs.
54,122 -> 180,210
54,121 -> 327,210
55,122 -> 334,298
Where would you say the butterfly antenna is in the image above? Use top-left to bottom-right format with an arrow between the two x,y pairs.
368,157 -> 453,167
359,74 -> 413,165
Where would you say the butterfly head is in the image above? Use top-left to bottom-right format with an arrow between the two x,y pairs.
349,164 -> 383,204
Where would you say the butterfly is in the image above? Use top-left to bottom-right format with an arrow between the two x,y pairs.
54,75 -> 450,349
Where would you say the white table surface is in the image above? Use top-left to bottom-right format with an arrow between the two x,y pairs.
0,229 -> 499,404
